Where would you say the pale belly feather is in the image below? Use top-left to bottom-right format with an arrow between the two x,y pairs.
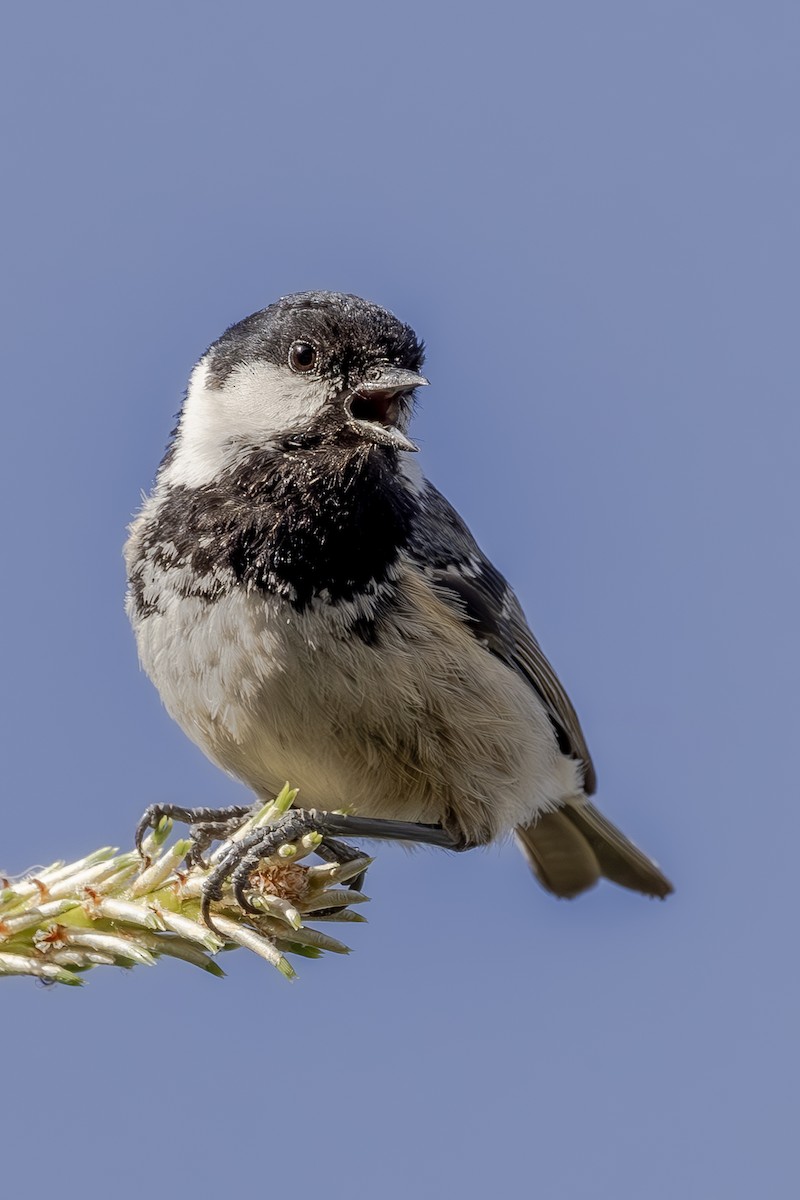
134,566 -> 581,844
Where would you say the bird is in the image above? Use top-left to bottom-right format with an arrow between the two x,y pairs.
125,290 -> 672,916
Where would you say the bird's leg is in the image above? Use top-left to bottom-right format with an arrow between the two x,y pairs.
309,813 -> 462,848
200,810 -> 464,932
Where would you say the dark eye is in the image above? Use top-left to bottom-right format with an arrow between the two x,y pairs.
288,341 -> 317,373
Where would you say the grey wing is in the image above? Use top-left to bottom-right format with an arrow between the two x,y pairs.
408,481 -> 597,795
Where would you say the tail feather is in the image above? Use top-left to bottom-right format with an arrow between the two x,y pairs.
516,799 -> 673,899
516,810 -> 601,897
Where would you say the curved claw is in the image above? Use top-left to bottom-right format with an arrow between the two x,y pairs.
199,845 -> 242,931
200,889 -> 222,935
225,830 -> 285,915
134,805 -> 164,859
232,872 -> 264,915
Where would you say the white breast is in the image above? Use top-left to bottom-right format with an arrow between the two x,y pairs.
131,564 -> 581,845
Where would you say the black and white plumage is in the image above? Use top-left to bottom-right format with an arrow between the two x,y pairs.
125,291 -> 672,901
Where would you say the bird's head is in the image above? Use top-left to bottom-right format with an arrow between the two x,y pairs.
163,291 -> 428,487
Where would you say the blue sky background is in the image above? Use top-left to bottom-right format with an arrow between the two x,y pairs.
1,3 -> 797,1197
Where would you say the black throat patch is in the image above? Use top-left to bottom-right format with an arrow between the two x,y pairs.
134,443 -> 417,611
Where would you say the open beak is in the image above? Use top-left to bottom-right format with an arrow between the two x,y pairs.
345,366 -> 429,452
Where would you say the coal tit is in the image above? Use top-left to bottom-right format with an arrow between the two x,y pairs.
125,291 -> 672,909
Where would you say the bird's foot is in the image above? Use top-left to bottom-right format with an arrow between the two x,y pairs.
136,802 -> 462,934
198,809 -> 354,932
199,809 -> 462,932
135,802 -> 254,868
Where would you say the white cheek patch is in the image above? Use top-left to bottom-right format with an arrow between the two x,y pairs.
162,358 -> 331,488
222,360 -> 329,434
